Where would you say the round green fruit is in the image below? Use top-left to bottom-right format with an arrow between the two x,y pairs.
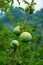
25,5 -> 29,12
13,26 -> 22,35
19,32 -> 32,43
10,40 -> 19,49
30,6 -> 34,14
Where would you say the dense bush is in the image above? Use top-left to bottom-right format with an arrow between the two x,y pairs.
0,24 -> 43,65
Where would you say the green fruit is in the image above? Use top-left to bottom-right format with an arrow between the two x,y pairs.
10,40 -> 19,49
25,5 -> 29,12
19,32 -> 32,43
30,6 -> 34,14
25,5 -> 34,15
13,26 -> 22,35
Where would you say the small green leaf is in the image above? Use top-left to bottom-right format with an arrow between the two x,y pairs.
18,7 -> 24,11
32,2 -> 36,5
17,0 -> 20,5
23,0 -> 30,5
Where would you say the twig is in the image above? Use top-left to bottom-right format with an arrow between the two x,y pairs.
6,12 -> 16,26
19,46 -> 26,64
23,0 -> 34,29
9,49 -> 17,65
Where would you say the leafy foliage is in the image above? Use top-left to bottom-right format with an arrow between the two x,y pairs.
0,0 -> 14,12
0,23 -> 43,65
0,0 -> 43,65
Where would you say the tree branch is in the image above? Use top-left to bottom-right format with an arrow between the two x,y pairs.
9,49 -> 17,65
23,0 -> 34,29
6,12 -> 16,26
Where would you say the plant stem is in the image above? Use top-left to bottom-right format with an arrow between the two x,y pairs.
6,12 -> 16,26
9,49 -> 16,65
23,0 -> 34,29
23,15 -> 28,29
19,46 -> 26,64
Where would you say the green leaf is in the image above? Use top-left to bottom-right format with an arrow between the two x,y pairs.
32,2 -> 36,5
17,0 -> 20,5
23,0 -> 30,5
18,7 -> 24,11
